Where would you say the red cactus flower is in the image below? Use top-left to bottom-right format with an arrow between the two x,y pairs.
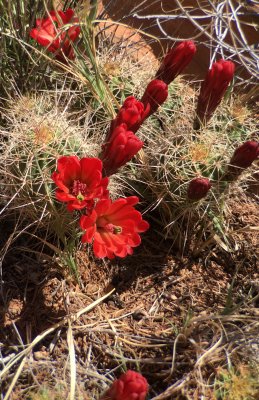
52,156 -> 109,212
187,177 -> 212,201
141,79 -> 168,117
195,59 -> 235,128
102,123 -> 144,176
230,140 -> 259,169
109,96 -> 150,136
80,197 -> 149,259
30,8 -> 80,61
100,370 -> 148,400
155,40 -> 196,84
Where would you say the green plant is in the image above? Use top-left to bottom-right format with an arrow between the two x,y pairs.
116,77 -> 257,253
0,0 -> 53,97
214,364 -> 259,400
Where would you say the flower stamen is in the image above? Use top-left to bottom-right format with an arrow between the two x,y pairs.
103,223 -> 122,234
71,180 -> 89,201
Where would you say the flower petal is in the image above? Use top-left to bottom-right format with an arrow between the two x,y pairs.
57,155 -> 81,185
81,225 -> 96,243
93,239 -> 107,258
55,189 -> 75,202
80,157 -> 103,185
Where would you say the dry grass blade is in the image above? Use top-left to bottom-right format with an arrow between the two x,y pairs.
150,379 -> 186,399
2,357 -> 27,400
0,288 -> 115,383
67,321 -> 76,400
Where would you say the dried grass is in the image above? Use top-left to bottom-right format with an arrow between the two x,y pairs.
1,246 -> 258,399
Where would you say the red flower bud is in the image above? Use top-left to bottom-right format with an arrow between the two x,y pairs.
109,96 -> 150,136
141,79 -> 168,117
195,59 -> 235,128
102,124 -> 143,176
187,177 -> 212,201
155,41 -> 196,84
100,370 -> 148,400
230,140 -> 259,169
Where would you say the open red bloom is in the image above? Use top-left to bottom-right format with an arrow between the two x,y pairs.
80,197 -> 149,259
195,59 -> 235,128
187,177 -> 212,201
109,96 -> 150,137
102,123 -> 143,176
30,8 -> 80,61
141,79 -> 168,117
155,40 -> 196,84
52,156 -> 109,212
230,140 -> 259,169
101,370 -> 148,400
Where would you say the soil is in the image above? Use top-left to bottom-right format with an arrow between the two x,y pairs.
0,189 -> 258,399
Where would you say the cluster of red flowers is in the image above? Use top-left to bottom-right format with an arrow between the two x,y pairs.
33,8 -> 258,255
29,9 -> 235,130
51,155 -> 149,259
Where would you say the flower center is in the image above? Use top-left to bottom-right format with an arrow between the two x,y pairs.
71,180 -> 89,201
103,223 -> 122,235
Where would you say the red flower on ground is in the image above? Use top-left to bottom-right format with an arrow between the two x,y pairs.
100,370 -> 148,400
187,177 -> 212,201
141,79 -> 168,117
101,123 -> 144,176
195,59 -> 235,128
109,96 -> 150,137
52,156 -> 109,212
30,8 -> 80,61
80,197 -> 149,259
155,40 -> 196,84
230,140 -> 259,169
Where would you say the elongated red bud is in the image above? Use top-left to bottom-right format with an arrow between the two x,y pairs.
101,124 -> 143,176
141,79 -> 168,117
155,40 -> 196,84
108,96 -> 150,138
230,140 -> 259,169
194,59 -> 235,129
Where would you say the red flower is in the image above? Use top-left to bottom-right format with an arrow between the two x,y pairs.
80,197 -> 149,259
155,40 -> 196,84
109,96 -> 150,136
230,140 -> 259,169
102,123 -> 144,176
52,156 -> 109,212
100,370 -> 148,400
195,59 -> 235,128
141,79 -> 168,117
187,177 -> 212,201
30,9 -> 80,61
